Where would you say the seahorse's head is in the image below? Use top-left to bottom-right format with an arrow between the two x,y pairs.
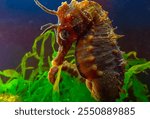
34,0 -> 97,48
56,0 -> 92,46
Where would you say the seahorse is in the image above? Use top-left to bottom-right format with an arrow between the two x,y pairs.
34,0 -> 125,101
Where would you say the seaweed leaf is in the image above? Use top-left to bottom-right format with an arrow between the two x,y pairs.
118,61 -> 150,101
0,69 -> 20,78
20,52 -> 36,78
124,61 -> 150,88
38,31 -> 50,73
52,65 -> 63,102
132,79 -> 149,101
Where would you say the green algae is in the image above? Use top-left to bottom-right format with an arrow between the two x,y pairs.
117,52 -> 150,101
0,30 -> 149,102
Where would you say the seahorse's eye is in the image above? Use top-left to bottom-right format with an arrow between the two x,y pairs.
59,30 -> 70,40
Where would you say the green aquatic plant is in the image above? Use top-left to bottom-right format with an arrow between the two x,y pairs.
0,94 -> 20,102
118,52 -> 150,101
0,30 -> 149,102
0,30 -> 94,102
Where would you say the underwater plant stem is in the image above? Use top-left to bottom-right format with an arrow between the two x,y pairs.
21,52 -> 36,78
52,64 -> 62,102
38,33 -> 48,73
127,51 -> 138,59
53,64 -> 62,93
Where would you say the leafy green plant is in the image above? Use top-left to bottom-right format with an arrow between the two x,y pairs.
118,52 -> 150,101
0,30 -> 149,102
0,30 -> 94,102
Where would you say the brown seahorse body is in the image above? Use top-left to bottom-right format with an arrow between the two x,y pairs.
76,19 -> 124,101
34,0 -> 124,101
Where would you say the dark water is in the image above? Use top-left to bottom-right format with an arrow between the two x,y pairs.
0,0 -> 150,70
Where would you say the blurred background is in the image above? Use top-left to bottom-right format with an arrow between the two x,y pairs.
0,0 -> 150,70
